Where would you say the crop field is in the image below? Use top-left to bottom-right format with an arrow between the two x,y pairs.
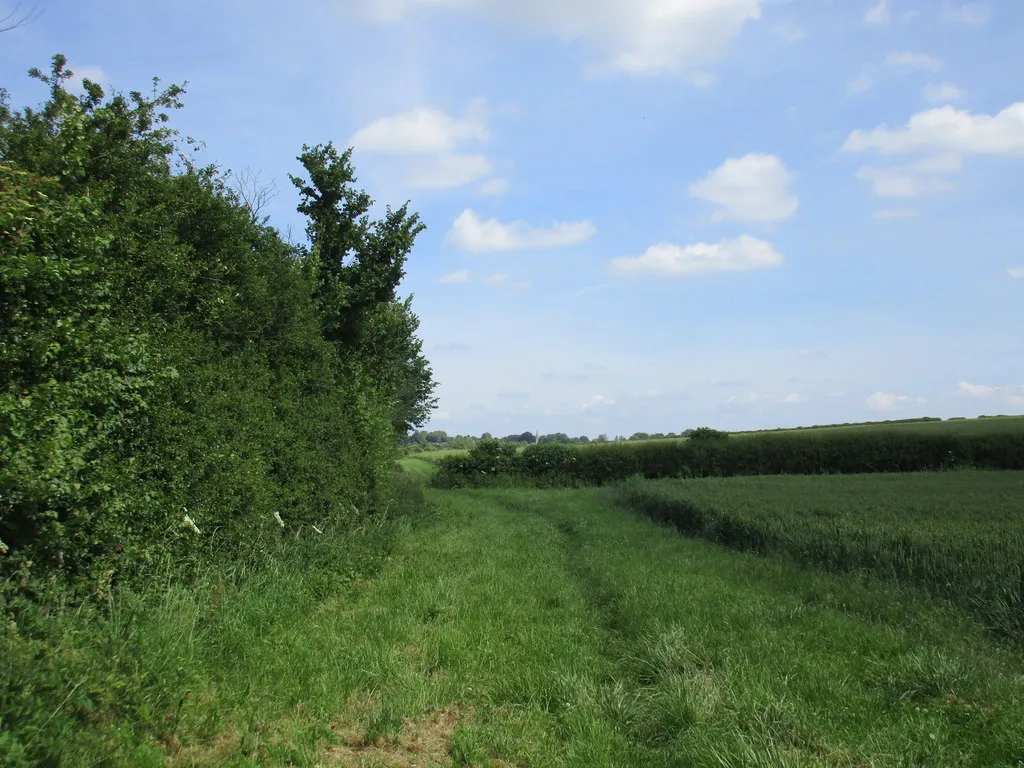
730,415 -> 1024,439
615,471 -> 1024,638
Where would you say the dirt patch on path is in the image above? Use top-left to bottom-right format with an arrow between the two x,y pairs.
322,706 -> 463,768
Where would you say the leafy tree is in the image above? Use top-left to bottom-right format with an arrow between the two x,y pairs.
289,143 -> 436,433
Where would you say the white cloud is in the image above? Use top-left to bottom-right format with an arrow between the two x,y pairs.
445,209 -> 597,253
958,381 -> 997,397
941,2 -> 991,25
359,0 -> 764,79
1007,267 -> 1024,278
351,99 -> 488,155
873,208 -> 918,219
842,104 -> 1024,157
865,0 -> 890,26
438,269 -> 471,284
856,165 -> 954,198
405,154 -> 493,189
582,395 -> 615,410
784,393 -> 810,404
924,82 -> 966,104
957,381 -> 1024,408
350,99 -> 499,190
866,391 -> 925,411
608,235 -> 784,277
478,177 -> 509,196
885,52 -> 943,73
431,411 -> 453,421
689,153 -> 799,223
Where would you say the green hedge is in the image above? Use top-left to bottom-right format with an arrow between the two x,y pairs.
0,57 -> 432,588
434,431 -> 1024,488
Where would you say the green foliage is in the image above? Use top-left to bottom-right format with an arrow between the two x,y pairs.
433,440 -> 519,488
686,426 -> 729,441
615,472 -> 1024,638
434,424 -> 1024,488
0,55 -> 435,582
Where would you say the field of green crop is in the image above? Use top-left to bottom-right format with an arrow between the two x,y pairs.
616,471 -> 1024,637
731,415 -> 1024,438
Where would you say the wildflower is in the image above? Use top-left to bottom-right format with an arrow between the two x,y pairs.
183,512 -> 201,535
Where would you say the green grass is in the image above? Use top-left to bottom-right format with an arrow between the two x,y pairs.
404,447 -> 471,461
615,471 -> 1024,637
398,455 -> 440,479
7,482 -> 1024,765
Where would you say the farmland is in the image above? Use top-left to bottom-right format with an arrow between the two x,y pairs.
616,471 -> 1024,637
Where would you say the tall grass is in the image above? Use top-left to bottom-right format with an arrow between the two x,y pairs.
0,479 -> 427,767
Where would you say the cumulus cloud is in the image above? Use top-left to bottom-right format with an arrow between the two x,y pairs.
866,392 -> 925,411
689,153 -> 799,223
873,208 -> 918,219
351,99 -> 488,154
582,394 -> 615,410
437,269 -> 471,284
784,393 -> 810,404
957,382 -> 1024,408
924,82 -> 966,104
445,209 -> 597,253
1007,267 -> 1024,278
842,104 -> 1024,156
351,98 -> 507,191
940,2 -> 991,25
356,0 -> 764,79
608,235 -> 784,277
958,381 -> 997,396
865,0 -> 890,26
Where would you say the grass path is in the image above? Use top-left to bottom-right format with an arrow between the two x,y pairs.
319,488 -> 1024,767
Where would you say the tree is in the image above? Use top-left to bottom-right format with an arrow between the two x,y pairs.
289,142 -> 437,434
228,167 -> 277,225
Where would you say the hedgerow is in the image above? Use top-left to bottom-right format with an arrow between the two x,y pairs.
434,429 -> 1024,488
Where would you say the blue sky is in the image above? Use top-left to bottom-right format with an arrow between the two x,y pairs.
3,0 -> 1022,437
